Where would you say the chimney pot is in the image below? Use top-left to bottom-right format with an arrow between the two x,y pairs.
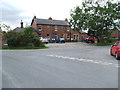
48,17 -> 52,20
34,16 -> 36,19
21,20 -> 23,28
65,18 -> 68,22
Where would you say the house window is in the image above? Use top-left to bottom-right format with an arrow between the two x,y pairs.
67,33 -> 70,38
39,25 -> 42,31
53,32 -> 57,35
47,34 -> 49,36
47,34 -> 50,38
74,34 -> 79,40
47,26 -> 50,29
67,30 -> 70,32
61,34 -> 64,38
55,26 -> 58,31
67,27 -> 70,32
61,26 -> 64,30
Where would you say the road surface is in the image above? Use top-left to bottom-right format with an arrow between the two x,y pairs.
2,42 -> 119,88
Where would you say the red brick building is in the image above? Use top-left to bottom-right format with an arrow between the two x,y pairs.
31,16 -> 71,40
70,30 -> 88,41
31,16 -> 87,41
111,30 -> 120,39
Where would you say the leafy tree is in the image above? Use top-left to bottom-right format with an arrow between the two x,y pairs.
0,23 -> 11,32
70,1 -> 119,43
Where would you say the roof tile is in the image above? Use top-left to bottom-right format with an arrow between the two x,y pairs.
34,18 -> 70,26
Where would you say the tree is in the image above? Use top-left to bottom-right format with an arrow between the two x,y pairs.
0,23 -> 11,32
70,1 -> 119,43
4,27 -> 45,47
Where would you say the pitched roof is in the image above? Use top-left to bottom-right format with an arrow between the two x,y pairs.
13,27 -> 24,32
32,18 -> 70,26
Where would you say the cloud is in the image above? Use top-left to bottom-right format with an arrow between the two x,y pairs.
1,2 -> 32,28
1,0 -> 83,29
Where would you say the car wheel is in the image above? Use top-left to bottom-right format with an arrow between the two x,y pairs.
87,41 -> 90,43
115,52 -> 120,60
92,41 -> 94,43
87,40 -> 92,44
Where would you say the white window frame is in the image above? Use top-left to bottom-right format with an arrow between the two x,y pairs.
73,34 -> 79,40
67,27 -> 70,32
55,26 -> 58,31
39,25 -> 42,31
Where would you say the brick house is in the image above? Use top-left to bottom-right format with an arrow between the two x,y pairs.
31,16 -> 71,41
31,16 -> 87,41
71,30 -> 88,41
111,30 -> 120,39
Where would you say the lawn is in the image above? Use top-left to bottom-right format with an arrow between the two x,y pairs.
0,46 -> 48,50
95,42 -> 114,46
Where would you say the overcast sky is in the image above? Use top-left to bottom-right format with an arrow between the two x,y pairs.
1,0 -> 83,29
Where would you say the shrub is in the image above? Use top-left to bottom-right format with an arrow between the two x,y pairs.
4,31 -> 19,47
108,38 -> 116,43
33,38 -> 45,47
4,27 -> 45,47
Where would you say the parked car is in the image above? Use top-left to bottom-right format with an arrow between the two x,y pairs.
40,37 -> 48,44
56,38 -> 65,43
110,41 -> 120,60
84,36 -> 95,43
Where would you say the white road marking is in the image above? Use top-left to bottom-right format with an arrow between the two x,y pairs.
47,54 -> 119,68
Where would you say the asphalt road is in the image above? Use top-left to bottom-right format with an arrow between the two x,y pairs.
2,42 -> 119,88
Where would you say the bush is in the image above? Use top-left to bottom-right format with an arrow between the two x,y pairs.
4,27 -> 45,47
108,38 -> 116,43
96,42 -> 114,46
4,31 -> 19,47
33,38 -> 45,47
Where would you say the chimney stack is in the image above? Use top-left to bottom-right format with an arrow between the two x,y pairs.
34,16 -> 36,19
65,18 -> 68,22
20,20 -> 23,28
48,17 -> 52,20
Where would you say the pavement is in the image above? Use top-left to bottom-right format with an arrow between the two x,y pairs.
46,42 -> 94,49
2,42 -> 119,88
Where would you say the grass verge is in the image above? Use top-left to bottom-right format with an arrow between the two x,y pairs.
96,42 -> 114,46
0,47 -> 48,50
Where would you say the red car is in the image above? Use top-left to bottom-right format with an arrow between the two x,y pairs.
84,36 -> 95,43
110,41 -> 120,60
